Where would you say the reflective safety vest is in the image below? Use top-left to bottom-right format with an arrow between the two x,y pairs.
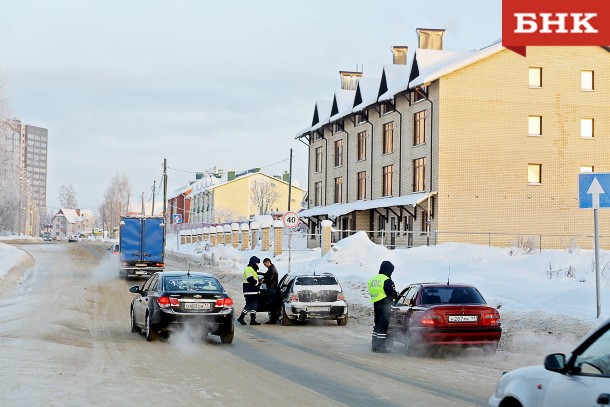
368,274 -> 389,303
243,266 -> 258,283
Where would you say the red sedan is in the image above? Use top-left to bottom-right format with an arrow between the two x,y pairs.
387,283 -> 501,355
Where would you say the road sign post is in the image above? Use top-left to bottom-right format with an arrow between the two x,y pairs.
282,212 -> 300,273
578,172 -> 610,318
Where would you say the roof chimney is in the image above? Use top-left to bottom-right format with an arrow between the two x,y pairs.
339,71 -> 363,90
391,46 -> 408,65
416,28 -> 445,50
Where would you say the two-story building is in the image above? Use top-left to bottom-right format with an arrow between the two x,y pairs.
297,29 -> 609,249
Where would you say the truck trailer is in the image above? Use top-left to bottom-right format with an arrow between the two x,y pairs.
119,216 -> 165,278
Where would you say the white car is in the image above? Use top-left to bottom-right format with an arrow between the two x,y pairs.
489,319 -> 610,407
68,235 -> 79,242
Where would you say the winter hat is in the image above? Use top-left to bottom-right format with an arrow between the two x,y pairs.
249,256 -> 261,265
379,261 -> 395,276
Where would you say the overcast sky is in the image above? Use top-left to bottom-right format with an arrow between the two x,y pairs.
0,0 -> 501,214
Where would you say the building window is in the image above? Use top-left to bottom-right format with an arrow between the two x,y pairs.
421,209 -> 428,234
315,146 -> 323,172
355,112 -> 368,124
528,116 -> 542,136
413,111 -> 426,145
383,122 -> 394,154
357,131 -> 367,161
382,165 -> 393,196
334,139 -> 344,167
528,164 -> 542,184
380,102 -> 394,116
377,214 -> 385,237
314,129 -> 323,141
357,171 -> 366,200
529,67 -> 542,87
414,86 -> 428,102
581,166 -> 594,173
314,181 -> 323,206
413,158 -> 425,192
333,121 -> 344,133
581,70 -> 594,90
581,118 -> 594,138
334,177 -> 343,203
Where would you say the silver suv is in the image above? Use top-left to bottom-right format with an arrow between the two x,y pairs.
278,272 -> 348,326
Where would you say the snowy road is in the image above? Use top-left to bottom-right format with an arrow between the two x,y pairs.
0,242 -> 538,406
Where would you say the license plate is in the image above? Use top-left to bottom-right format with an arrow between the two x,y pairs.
308,307 -> 330,312
184,302 -> 211,310
449,315 -> 477,323
135,263 -> 147,267
135,270 -> 146,275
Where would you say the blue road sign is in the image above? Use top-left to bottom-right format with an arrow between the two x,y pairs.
579,173 -> 610,209
173,214 -> 182,223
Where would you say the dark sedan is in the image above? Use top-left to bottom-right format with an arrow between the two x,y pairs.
387,283 -> 501,354
129,271 -> 234,343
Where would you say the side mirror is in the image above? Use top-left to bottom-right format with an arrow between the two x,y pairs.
129,285 -> 141,295
544,353 -> 567,373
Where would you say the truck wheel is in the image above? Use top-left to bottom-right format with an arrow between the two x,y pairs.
145,312 -> 158,342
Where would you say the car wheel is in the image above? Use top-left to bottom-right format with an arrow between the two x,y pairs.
130,307 -> 138,333
500,398 -> 523,407
337,314 -> 348,326
220,329 -> 234,344
145,312 -> 158,342
281,308 -> 293,326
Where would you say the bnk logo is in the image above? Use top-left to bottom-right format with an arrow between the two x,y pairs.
502,0 -> 610,56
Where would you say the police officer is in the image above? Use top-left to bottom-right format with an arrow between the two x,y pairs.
237,256 -> 262,326
368,261 -> 398,353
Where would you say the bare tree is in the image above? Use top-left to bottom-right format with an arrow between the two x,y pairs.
213,207 -> 245,223
98,174 -> 131,238
58,184 -> 78,209
250,178 -> 281,215
0,74 -> 20,234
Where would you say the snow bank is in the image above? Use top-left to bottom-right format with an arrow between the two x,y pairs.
0,243 -> 28,279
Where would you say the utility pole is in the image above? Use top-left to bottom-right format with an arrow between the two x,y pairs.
151,180 -> 156,216
141,192 -> 145,216
162,159 -> 168,243
288,148 -> 293,211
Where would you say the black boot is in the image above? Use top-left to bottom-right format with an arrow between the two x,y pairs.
371,335 -> 378,352
250,313 -> 261,325
237,310 -> 247,325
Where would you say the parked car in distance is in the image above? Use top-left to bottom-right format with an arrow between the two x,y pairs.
388,283 -> 501,354
129,271 -> 234,343
68,235 -> 79,242
54,236 -> 62,241
106,244 -> 119,254
42,233 -> 52,241
489,318 -> 610,407
277,272 -> 348,326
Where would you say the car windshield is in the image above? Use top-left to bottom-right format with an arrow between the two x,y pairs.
295,276 -> 338,286
421,287 -> 485,305
575,327 -> 610,375
164,277 -> 221,292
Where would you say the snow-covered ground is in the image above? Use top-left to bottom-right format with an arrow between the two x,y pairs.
0,242 -> 29,279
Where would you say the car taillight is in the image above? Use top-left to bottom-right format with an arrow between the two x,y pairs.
157,296 -> 179,308
420,311 -> 444,326
337,293 -> 345,301
289,294 -> 299,302
155,263 -> 164,267
483,311 -> 501,325
215,297 -> 233,308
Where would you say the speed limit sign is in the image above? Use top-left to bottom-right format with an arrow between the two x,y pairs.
282,211 -> 300,228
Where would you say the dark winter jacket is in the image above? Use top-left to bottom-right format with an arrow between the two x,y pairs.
243,256 -> 261,295
379,260 -> 398,301
261,264 -> 278,289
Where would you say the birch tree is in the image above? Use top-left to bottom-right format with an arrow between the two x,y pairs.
249,178 -> 281,215
98,174 -> 131,238
0,74 -> 19,234
58,184 -> 78,209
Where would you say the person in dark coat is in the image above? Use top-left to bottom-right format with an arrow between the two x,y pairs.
261,258 -> 280,324
237,256 -> 261,325
367,261 -> 398,353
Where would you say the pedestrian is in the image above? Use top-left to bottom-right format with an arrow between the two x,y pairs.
261,258 -> 280,324
236,256 -> 262,326
368,260 -> 398,353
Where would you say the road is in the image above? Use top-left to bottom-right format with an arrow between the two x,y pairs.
0,241 -> 518,406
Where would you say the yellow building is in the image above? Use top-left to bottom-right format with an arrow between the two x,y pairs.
187,172 -> 305,223
296,28 -> 609,249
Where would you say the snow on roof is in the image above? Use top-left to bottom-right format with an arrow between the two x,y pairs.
57,209 -> 81,224
329,89 -> 356,122
378,62 -> 412,101
310,99 -> 333,132
352,76 -> 380,113
409,42 -> 504,88
186,176 -> 222,198
299,193 -> 429,218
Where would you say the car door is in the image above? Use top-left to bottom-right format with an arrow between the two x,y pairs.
135,274 -> 155,323
542,326 -> 610,407
390,286 -> 417,338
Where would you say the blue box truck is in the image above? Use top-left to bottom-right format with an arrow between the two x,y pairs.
119,216 -> 165,278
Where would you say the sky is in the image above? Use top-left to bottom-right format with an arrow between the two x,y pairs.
0,0 -> 502,214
